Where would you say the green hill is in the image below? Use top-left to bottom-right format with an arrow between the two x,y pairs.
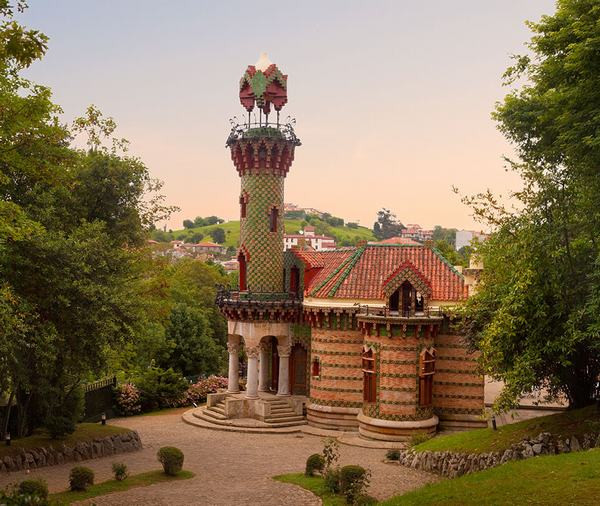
152,219 -> 376,249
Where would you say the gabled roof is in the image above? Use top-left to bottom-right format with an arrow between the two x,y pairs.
293,244 -> 467,301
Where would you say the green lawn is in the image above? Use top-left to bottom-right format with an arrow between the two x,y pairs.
50,469 -> 194,505
273,474 -> 346,506
0,423 -> 130,459
154,219 -> 376,248
414,405 -> 600,454
381,449 -> 600,505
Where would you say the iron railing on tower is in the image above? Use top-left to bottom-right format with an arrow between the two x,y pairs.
226,117 -> 301,148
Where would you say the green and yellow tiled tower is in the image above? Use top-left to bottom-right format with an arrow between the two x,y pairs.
227,54 -> 300,293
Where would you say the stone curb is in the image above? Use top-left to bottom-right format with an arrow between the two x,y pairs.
390,431 -> 600,478
0,430 -> 142,473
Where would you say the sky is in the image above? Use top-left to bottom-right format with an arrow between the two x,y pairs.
19,1 -> 557,232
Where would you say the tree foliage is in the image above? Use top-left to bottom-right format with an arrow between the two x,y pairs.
373,208 -> 404,240
460,0 -> 600,410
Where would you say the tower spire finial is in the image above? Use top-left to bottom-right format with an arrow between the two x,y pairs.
255,52 -> 272,71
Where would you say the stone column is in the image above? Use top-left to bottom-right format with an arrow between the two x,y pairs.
246,346 -> 260,399
227,342 -> 240,394
258,342 -> 270,393
277,343 -> 291,396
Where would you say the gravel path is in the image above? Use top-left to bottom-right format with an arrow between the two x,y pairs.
0,411 -> 436,505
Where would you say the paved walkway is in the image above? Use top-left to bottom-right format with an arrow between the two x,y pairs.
0,410 -> 436,505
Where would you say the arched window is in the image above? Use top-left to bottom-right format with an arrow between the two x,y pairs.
362,348 -> 376,403
290,266 -> 300,296
240,195 -> 247,219
238,251 -> 247,291
269,207 -> 279,233
419,348 -> 436,406
311,357 -> 320,378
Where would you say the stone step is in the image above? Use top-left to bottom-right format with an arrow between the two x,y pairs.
203,408 -> 227,420
267,412 -> 296,419
265,415 -> 304,424
192,409 -> 306,429
210,406 -> 226,416
270,407 -> 294,413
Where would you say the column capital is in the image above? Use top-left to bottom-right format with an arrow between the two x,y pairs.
277,343 -> 291,358
259,341 -> 270,353
246,345 -> 260,359
227,342 -> 239,354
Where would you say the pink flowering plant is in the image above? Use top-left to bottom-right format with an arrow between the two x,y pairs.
114,383 -> 142,416
183,376 -> 228,405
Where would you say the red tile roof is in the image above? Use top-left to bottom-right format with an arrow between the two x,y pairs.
370,236 -> 420,245
293,245 -> 467,301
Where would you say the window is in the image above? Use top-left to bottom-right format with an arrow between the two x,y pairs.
269,207 -> 279,233
238,251 -> 247,291
311,357 -> 320,378
419,348 -> 436,406
240,195 -> 247,218
290,266 -> 300,296
362,348 -> 376,403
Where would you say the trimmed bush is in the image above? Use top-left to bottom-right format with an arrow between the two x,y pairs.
324,466 -> 341,494
410,432 -> 432,447
69,466 -> 95,491
114,383 -> 142,416
305,453 -> 325,476
18,479 -> 49,499
340,465 -> 370,504
112,462 -> 128,481
386,449 -> 401,461
157,446 -> 184,476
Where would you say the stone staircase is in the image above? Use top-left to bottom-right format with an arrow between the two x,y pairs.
263,397 -> 304,425
195,395 -> 306,429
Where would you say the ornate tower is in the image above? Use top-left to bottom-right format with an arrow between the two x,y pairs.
227,53 -> 300,292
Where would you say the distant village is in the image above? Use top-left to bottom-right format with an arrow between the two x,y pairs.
149,202 -> 487,274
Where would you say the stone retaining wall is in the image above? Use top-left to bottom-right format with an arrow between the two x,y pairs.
392,431 -> 600,478
0,430 -> 142,473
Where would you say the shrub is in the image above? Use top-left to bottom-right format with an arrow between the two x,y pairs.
322,437 -> 339,471
323,466 -> 341,494
44,387 -> 84,438
112,462 -> 128,481
386,449 -> 401,461
136,367 -> 188,411
0,486 -> 50,505
183,376 -> 228,406
305,453 -> 325,476
114,383 -> 142,416
157,446 -> 184,476
340,465 -> 370,505
69,466 -> 95,491
18,479 -> 49,499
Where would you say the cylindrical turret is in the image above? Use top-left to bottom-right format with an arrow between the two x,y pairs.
227,55 -> 300,293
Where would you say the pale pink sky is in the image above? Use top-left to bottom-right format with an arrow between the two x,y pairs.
21,1 -> 556,231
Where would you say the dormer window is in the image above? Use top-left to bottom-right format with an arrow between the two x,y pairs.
269,207 -> 279,233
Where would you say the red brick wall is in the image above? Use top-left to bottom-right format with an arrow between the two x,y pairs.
309,328 -> 363,409
432,333 -> 484,420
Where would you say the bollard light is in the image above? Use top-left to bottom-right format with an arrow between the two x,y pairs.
492,415 -> 497,431
5,433 -> 10,446
101,413 -> 107,426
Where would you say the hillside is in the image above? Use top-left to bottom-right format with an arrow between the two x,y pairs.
152,219 -> 376,248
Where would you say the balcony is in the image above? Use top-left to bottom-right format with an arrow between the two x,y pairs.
355,304 -> 444,324
226,119 -> 301,148
216,287 -> 302,322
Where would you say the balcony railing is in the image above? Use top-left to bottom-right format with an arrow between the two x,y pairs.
226,118 -> 301,147
216,286 -> 301,306
355,304 -> 443,319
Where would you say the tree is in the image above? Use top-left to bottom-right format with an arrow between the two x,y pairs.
193,216 -> 207,227
373,208 -> 404,240
209,227 -> 226,244
460,0 -> 600,410
183,219 -> 194,229
205,216 -> 224,225
432,226 -> 457,247
162,304 -> 225,377
0,2 -> 175,435
185,232 -> 204,243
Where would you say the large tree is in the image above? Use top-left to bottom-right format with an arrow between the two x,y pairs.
0,1 -> 175,435
461,0 -> 600,410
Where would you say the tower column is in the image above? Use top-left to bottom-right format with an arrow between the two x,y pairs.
258,342 -> 270,392
227,341 -> 240,394
277,343 -> 291,396
246,346 -> 260,399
